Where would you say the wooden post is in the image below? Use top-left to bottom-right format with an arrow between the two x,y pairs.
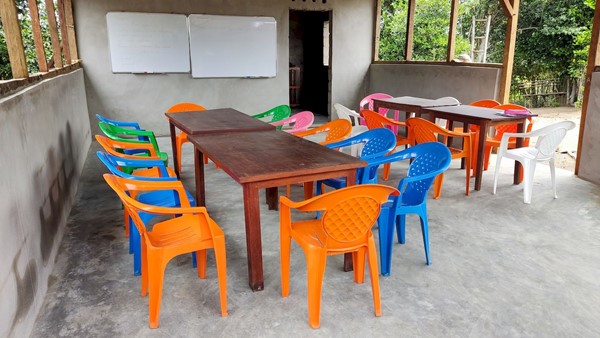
63,0 -> 78,60
498,0 -> 520,103
27,0 -> 48,72
56,0 -> 71,64
0,0 -> 28,78
446,0 -> 459,62
575,0 -> 600,174
405,0 -> 416,61
373,0 -> 382,61
45,0 -> 63,69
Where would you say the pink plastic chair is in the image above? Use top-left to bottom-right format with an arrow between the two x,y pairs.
359,93 -> 396,133
270,111 -> 315,134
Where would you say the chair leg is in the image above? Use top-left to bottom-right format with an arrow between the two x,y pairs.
124,211 -> 130,238
147,253 -> 166,329
383,163 -> 391,181
366,237 -> 382,317
483,145 -> 493,171
132,226 -> 142,276
191,252 -> 197,268
196,249 -> 207,279
549,158 -> 557,199
352,248 -> 366,284
464,154 -> 471,196
396,214 -> 406,244
492,153 -> 504,195
523,160 -> 536,204
433,173 -> 445,199
141,240 -> 149,297
280,229 -> 292,297
377,210 -> 394,276
306,248 -> 327,329
419,210 -> 431,265
213,236 -> 228,317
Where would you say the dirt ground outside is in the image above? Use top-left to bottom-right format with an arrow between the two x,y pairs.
526,106 -> 580,171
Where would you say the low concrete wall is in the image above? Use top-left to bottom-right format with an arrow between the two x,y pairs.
578,72 -> 600,184
73,0 -> 374,135
367,63 -> 501,105
0,69 -> 91,338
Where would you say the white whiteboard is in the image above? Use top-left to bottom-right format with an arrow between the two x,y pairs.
106,12 -> 190,73
189,15 -> 277,78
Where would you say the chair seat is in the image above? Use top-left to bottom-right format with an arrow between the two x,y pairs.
147,214 -> 223,248
504,147 -> 545,161
137,190 -> 196,207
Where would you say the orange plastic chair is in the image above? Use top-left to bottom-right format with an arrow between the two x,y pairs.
293,119 -> 352,145
280,184 -> 399,329
406,117 -> 473,198
470,99 -> 501,108
361,109 -> 411,180
166,102 -> 207,173
103,174 -> 227,328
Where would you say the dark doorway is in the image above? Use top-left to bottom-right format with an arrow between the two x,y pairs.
289,10 -> 331,116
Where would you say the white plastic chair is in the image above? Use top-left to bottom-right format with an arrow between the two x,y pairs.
333,103 -> 369,156
492,120 -> 576,204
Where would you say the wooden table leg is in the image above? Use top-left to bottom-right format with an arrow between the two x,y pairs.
343,170 -> 357,272
242,184 -> 264,291
514,120 -> 525,184
266,187 -> 278,210
303,181 -> 314,200
194,148 -> 206,207
474,121 -> 489,191
169,122 -> 180,179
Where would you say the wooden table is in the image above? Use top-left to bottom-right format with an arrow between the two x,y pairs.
165,108 -> 275,177
421,105 -> 530,191
372,96 -> 460,120
188,130 -> 366,291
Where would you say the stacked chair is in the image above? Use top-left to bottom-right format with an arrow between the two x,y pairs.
294,119 -> 353,145
252,104 -> 292,129
270,110 -> 315,134
95,113 -> 228,328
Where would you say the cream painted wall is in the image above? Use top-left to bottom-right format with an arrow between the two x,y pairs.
0,70 -> 91,338
72,0 -> 375,135
578,72 -> 600,184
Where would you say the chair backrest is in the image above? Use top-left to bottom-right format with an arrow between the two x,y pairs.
294,119 -> 352,145
167,102 -> 206,113
253,105 -> 292,127
325,128 -> 397,183
333,103 -> 362,126
532,120 -> 576,158
98,121 -> 160,152
96,114 -> 142,130
270,111 -> 315,134
283,184 -> 399,244
96,151 -> 174,181
406,117 -> 451,144
490,104 -> 534,144
433,97 -> 460,106
95,134 -> 160,159
361,109 -> 403,131
469,99 -> 501,108
360,142 -> 452,206
359,93 -> 393,115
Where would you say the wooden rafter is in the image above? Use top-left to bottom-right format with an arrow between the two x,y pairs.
499,0 -> 514,17
56,0 -> 71,64
405,0 -> 416,61
498,0 -> 520,103
44,0 -> 63,69
27,0 -> 48,72
0,0 -> 28,78
373,0 -> 382,61
446,0 -> 459,62
63,0 -> 78,60
575,0 -> 600,174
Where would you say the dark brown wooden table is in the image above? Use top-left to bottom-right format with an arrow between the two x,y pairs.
372,96 -> 460,121
188,130 -> 366,291
421,105 -> 530,191
165,108 -> 275,177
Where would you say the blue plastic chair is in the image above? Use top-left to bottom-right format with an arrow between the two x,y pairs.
96,151 -> 197,275
96,114 -> 149,143
359,142 -> 452,276
315,128 -> 397,196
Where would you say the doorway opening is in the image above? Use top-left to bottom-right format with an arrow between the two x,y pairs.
289,10 -> 332,117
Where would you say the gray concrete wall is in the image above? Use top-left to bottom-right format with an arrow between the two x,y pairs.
73,0 -> 374,134
0,70 -> 91,338
578,72 -> 600,184
367,63 -> 501,105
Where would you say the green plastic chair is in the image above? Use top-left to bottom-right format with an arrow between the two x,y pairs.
252,105 -> 291,129
98,122 -> 168,165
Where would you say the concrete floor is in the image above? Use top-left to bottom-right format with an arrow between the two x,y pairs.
31,136 -> 600,337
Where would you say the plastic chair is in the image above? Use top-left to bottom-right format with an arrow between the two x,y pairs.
252,104 -> 292,129
359,143 -> 452,275
96,114 -> 143,131
493,120 -> 576,204
98,122 -> 169,165
359,93 -> 394,129
469,99 -> 501,108
316,128 -> 397,196
270,111 -> 315,134
103,174 -> 227,328
166,102 -> 207,173
332,103 -> 369,156
280,184 -> 399,329
361,110 -> 411,180
96,151 -> 197,276
294,119 -> 352,145
406,117 -> 473,198
95,135 -> 167,174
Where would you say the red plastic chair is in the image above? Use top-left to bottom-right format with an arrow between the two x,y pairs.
103,174 -> 227,328
166,102 -> 206,173
280,184 -> 399,328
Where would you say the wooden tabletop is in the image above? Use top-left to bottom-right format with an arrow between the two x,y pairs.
165,108 -> 275,135
374,96 -> 460,108
422,105 -> 531,124
188,130 -> 366,184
